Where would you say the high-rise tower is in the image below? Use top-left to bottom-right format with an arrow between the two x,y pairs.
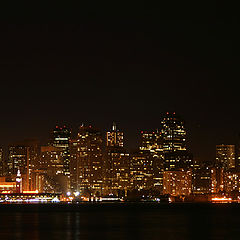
51,126 -> 71,177
161,112 -> 186,152
161,112 -> 193,171
106,122 -> 124,147
70,125 -> 103,195
216,144 -> 235,169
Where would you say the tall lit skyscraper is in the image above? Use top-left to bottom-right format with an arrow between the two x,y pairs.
161,112 -> 192,171
161,112 -> 186,152
104,124 -> 128,196
70,125 -> 103,195
106,122 -> 124,147
139,130 -> 164,192
216,144 -> 235,169
104,146 -> 130,195
51,126 -> 71,177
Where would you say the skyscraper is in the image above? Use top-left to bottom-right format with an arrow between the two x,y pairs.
216,144 -> 235,169
70,125 -> 103,196
104,146 -> 130,195
139,130 -> 164,192
161,112 -> 192,171
192,160 -> 212,194
51,126 -> 71,177
161,112 -> 186,152
130,151 -> 155,190
106,122 -> 124,147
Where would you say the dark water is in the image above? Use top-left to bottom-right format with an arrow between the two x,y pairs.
0,203 -> 240,240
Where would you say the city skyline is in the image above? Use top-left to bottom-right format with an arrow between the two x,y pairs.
1,113 -> 240,202
0,115 -> 239,163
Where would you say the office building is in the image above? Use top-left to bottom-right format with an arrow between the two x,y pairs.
130,151 -> 155,190
163,169 -> 192,196
216,144 -> 235,169
51,126 -> 71,176
70,125 -> 103,196
161,112 -> 186,152
39,146 -> 66,193
192,161 -> 212,194
211,166 -> 224,193
106,122 -> 124,147
104,146 -> 130,195
164,150 -> 193,171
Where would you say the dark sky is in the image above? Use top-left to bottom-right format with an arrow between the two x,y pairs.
0,3 -> 239,162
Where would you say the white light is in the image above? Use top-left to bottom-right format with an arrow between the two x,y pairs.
67,192 -> 71,196
74,191 -> 80,197
52,197 -> 60,203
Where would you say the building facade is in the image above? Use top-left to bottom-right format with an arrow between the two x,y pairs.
161,112 -> 186,152
106,122 -> 124,147
104,146 -> 130,195
70,125 -> 104,196
163,169 -> 192,196
216,144 -> 235,169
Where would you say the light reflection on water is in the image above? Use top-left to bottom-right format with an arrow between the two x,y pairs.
0,203 -> 240,240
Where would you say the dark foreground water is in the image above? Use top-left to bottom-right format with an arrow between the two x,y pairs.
1,203 -> 240,240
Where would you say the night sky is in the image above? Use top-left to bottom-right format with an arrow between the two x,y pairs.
0,3 -> 238,162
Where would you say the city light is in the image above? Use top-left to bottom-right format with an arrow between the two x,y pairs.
0,113 -> 240,204
74,192 -> 80,197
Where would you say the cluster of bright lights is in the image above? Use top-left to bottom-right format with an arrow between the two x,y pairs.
212,197 -> 232,202
66,191 -> 80,197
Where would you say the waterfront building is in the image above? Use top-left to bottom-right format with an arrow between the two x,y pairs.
7,139 -> 39,191
0,176 -> 16,193
163,169 -> 192,196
